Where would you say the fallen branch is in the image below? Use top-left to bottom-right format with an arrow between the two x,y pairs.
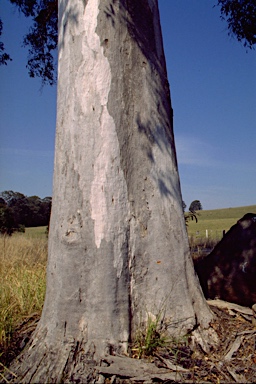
226,366 -> 246,383
207,299 -> 253,316
224,336 -> 244,361
96,355 -> 185,382
237,329 -> 256,336
154,353 -> 190,372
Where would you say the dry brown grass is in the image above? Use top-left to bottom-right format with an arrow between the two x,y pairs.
0,233 -> 47,354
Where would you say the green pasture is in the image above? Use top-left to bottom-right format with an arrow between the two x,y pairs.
24,226 -> 48,238
23,205 -> 256,243
187,205 -> 256,244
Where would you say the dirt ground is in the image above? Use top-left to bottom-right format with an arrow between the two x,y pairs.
180,302 -> 256,383
1,301 -> 256,383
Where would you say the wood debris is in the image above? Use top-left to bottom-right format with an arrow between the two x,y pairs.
224,335 -> 243,361
2,300 -> 256,383
154,353 -> 190,372
207,299 -> 253,315
96,355 -> 185,382
226,366 -> 247,383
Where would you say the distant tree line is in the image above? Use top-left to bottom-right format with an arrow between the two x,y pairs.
0,190 -> 51,235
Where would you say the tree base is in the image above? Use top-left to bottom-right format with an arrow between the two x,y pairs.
6,347 -> 189,383
6,334 -> 96,383
4,321 -> 219,384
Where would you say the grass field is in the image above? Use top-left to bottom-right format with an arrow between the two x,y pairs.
187,204 -> 256,246
0,229 -> 47,359
24,226 -> 48,238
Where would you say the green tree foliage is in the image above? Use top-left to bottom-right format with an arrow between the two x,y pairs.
1,190 -> 26,205
0,190 -> 52,229
216,0 -> 256,49
183,200 -> 201,226
1,0 -> 255,83
0,19 -> 12,65
0,200 -> 15,235
189,200 -> 203,212
184,210 -> 198,226
7,0 -> 58,85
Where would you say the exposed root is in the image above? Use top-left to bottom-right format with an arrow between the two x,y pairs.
2,301 -> 256,383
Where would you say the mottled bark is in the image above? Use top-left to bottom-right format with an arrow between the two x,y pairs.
8,0 -> 214,382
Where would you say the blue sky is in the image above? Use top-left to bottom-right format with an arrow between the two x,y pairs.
0,0 -> 255,210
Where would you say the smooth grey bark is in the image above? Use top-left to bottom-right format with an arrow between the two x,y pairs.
8,0 -> 215,382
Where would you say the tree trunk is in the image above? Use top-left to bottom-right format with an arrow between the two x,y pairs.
9,0 -> 214,382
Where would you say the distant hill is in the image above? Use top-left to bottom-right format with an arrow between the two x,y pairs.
187,205 -> 256,241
